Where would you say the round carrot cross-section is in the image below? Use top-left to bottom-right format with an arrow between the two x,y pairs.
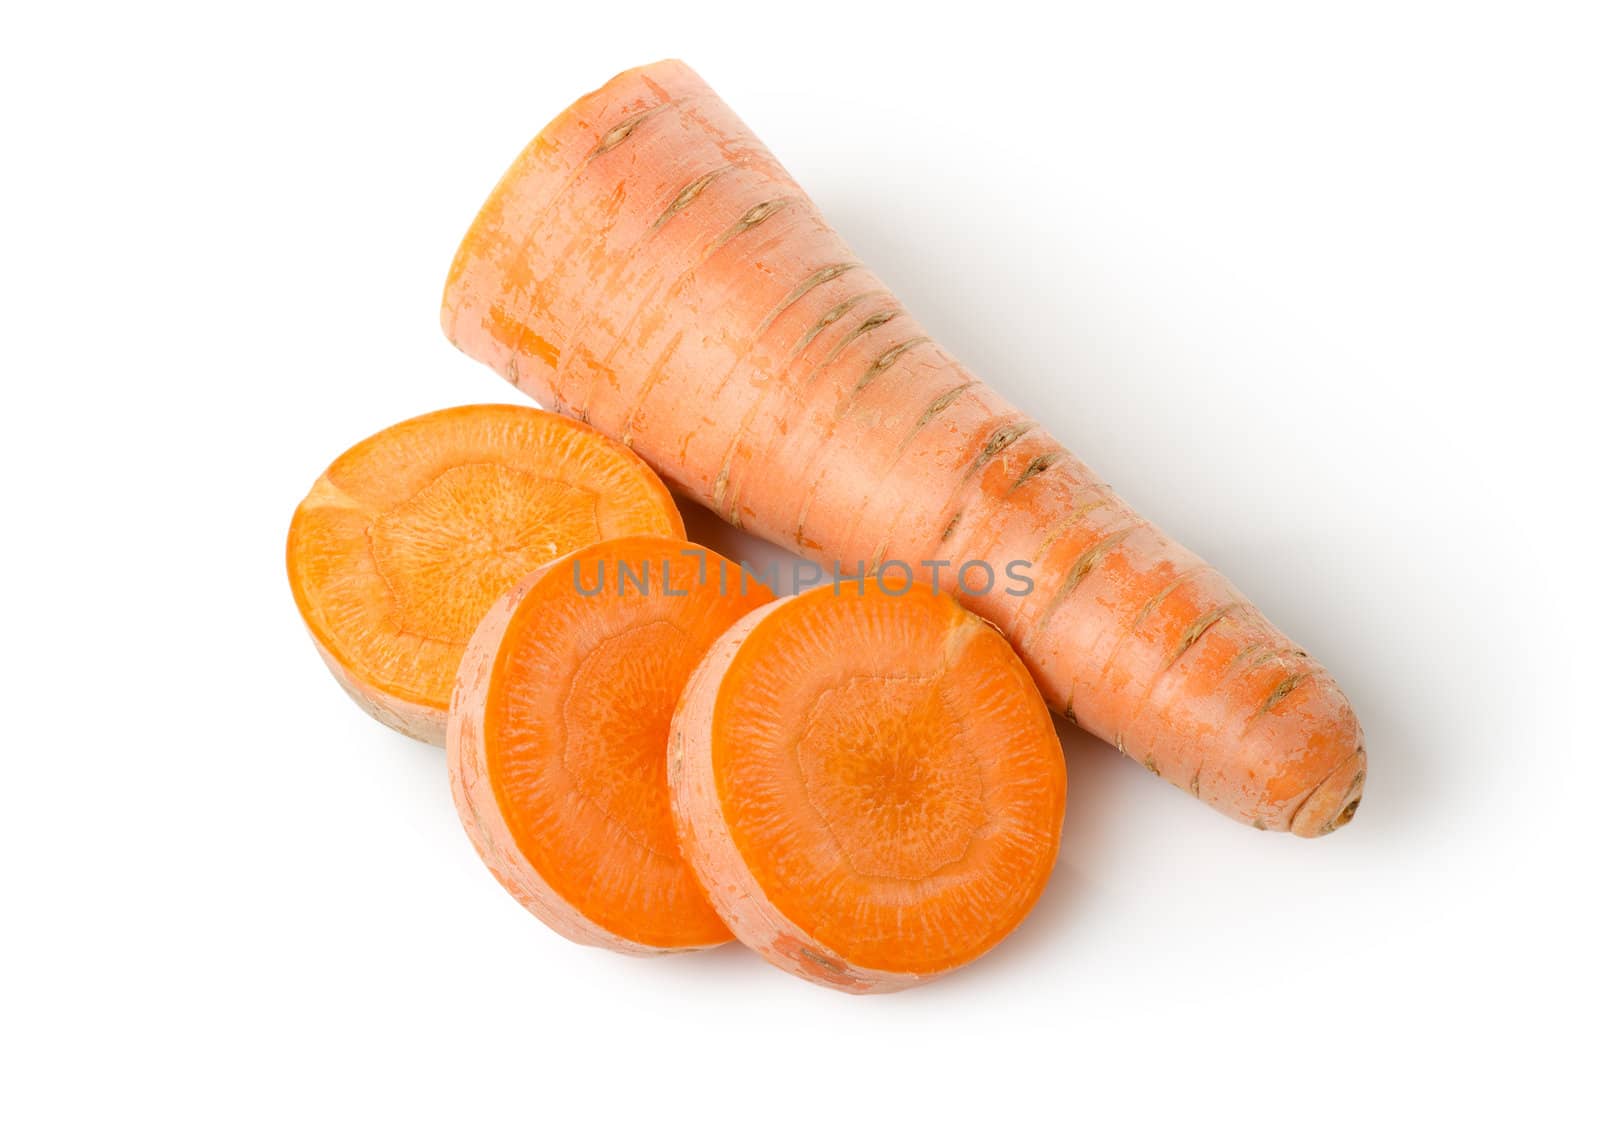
286,405 -> 683,744
669,581 -> 1067,992
449,537 -> 776,954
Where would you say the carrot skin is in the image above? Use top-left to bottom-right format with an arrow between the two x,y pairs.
312,636 -> 448,745
443,61 -> 1365,836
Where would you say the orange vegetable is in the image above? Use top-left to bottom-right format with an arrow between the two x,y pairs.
286,405 -> 683,743
669,581 -> 1066,992
448,536 -> 773,953
442,60 -> 1365,835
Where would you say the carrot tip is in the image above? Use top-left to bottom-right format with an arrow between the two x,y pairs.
1290,748 -> 1367,838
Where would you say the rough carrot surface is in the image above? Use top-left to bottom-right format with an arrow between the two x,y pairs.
448,536 -> 774,953
442,60 -> 1366,835
669,581 -> 1066,992
286,404 -> 683,744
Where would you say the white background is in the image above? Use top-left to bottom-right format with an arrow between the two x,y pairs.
5,2 -> 1596,1141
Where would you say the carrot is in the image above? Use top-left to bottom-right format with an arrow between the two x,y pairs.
286,404 -> 683,744
448,536 -> 774,953
669,580 -> 1066,992
441,60 -> 1366,836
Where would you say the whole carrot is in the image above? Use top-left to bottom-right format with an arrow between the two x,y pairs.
441,60 -> 1365,835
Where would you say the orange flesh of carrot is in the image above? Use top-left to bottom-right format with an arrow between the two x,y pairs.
441,61 -> 1365,836
669,581 -> 1066,992
449,536 -> 774,952
286,404 -> 684,743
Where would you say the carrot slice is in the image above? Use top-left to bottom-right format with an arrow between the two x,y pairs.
449,536 -> 775,953
286,405 -> 683,744
669,581 -> 1067,992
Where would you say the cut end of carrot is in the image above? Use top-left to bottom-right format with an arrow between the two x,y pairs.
440,59 -> 702,391
669,582 -> 1067,992
448,536 -> 775,954
286,405 -> 683,742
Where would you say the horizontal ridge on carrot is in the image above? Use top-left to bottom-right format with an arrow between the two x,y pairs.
441,60 -> 1366,835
